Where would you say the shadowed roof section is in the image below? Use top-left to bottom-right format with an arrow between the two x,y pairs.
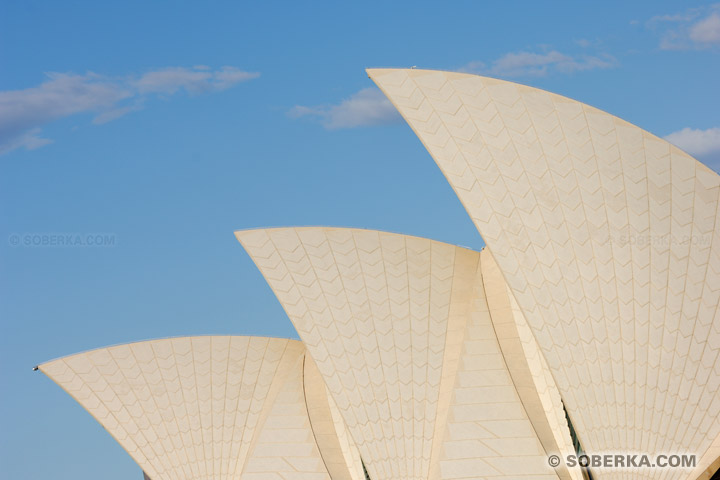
368,68 -> 720,480
236,226 -> 581,480
39,336 -> 334,480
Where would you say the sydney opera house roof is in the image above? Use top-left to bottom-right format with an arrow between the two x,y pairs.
40,336 -> 364,480
39,69 -> 720,480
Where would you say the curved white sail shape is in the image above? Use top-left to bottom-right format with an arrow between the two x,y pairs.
237,227 -> 582,480
305,353 -> 366,480
39,336 -> 335,480
368,68 -> 720,479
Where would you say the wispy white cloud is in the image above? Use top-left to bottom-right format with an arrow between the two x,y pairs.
0,66 -> 259,156
648,4 -> 720,50
460,49 -> 617,78
91,102 -> 145,125
288,87 -> 401,130
290,47 -> 615,130
133,66 -> 259,95
0,129 -> 53,156
665,126 -> 720,159
0,73 -> 132,153
690,12 -> 720,44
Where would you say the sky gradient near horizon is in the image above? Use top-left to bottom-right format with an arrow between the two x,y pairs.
2,1 -> 720,479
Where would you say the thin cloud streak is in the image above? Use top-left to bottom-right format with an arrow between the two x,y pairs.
461,50 -> 617,78
133,66 -> 259,95
290,47 -> 616,131
0,129 -> 53,156
289,87 -> 402,130
648,4 -> 720,50
0,66 -> 259,156
0,73 -> 132,149
665,126 -> 720,157
690,12 -> 720,44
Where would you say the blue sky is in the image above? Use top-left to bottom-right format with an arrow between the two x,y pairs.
1,1 -> 719,478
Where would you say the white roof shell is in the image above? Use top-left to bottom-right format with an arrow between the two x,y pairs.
39,68 -> 720,480
39,336 -> 360,480
368,68 -> 720,480
237,227 -> 582,480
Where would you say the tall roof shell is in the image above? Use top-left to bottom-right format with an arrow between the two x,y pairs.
237,227 -> 582,480
368,68 -> 720,480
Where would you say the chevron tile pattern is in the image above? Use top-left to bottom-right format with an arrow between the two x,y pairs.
480,248 -> 580,480
241,353 -> 331,480
304,354 -> 365,480
369,68 -> 720,480
39,336 -> 330,480
237,227 -> 579,480
39,68 -> 720,480
429,248 -> 567,480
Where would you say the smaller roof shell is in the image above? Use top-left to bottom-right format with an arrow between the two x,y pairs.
39,335 -> 349,480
